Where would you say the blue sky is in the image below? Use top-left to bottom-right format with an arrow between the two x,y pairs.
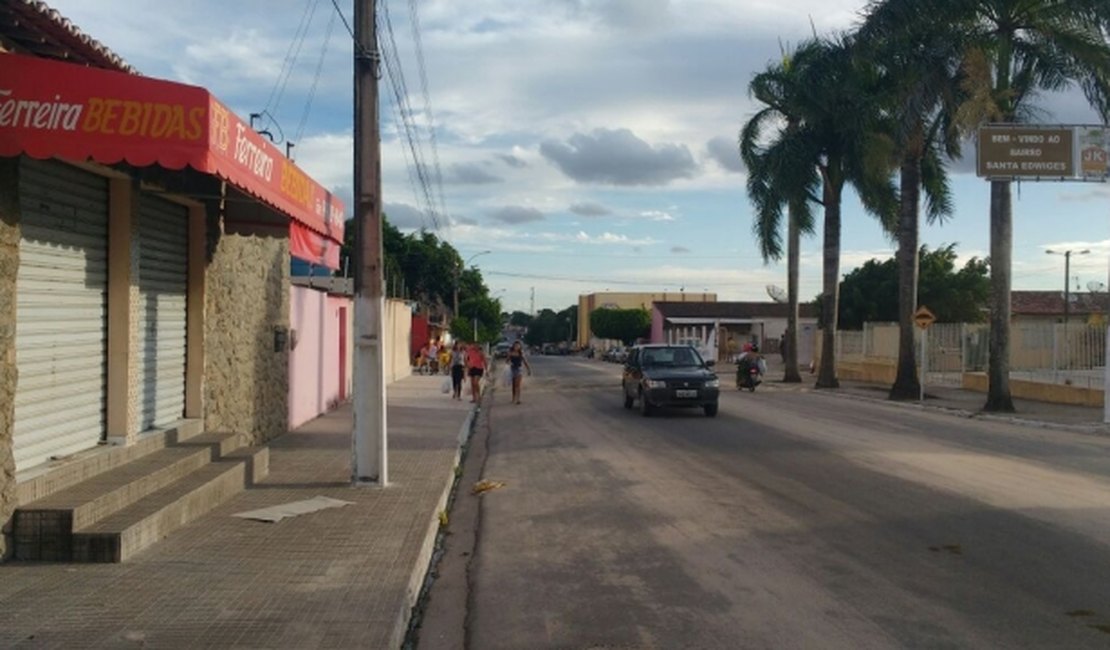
47,0 -> 1110,313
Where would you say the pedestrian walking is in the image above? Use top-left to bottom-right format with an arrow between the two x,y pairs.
450,340 -> 467,401
507,340 -> 532,404
466,341 -> 488,404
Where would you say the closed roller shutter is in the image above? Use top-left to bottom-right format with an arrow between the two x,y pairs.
136,194 -> 188,432
14,159 -> 109,470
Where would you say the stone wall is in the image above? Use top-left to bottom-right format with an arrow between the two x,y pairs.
204,220 -> 291,445
0,158 -> 20,559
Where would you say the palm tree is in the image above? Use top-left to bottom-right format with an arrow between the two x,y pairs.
743,37 -> 899,388
859,4 -> 964,401
874,0 -> 1110,411
741,48 -> 818,384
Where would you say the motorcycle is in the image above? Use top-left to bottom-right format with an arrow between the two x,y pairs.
736,357 -> 763,392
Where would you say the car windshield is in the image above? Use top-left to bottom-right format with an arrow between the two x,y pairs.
641,347 -> 703,368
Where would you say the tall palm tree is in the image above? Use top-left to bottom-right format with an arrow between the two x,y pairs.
859,4 -> 964,401
741,48 -> 818,384
743,37 -> 899,388
874,0 -> 1110,411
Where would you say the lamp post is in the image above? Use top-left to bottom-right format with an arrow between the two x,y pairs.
1046,248 -> 1090,370
454,250 -> 491,317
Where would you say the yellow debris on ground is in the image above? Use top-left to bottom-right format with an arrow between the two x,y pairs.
472,479 -> 506,495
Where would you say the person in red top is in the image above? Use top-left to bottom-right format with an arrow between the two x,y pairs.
466,342 -> 488,404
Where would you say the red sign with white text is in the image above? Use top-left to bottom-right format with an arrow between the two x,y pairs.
0,54 -> 343,268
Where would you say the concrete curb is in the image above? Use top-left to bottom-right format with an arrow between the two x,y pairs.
392,401 -> 478,649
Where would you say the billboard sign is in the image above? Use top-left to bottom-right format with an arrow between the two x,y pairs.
977,124 -> 1110,182
977,125 -> 1074,178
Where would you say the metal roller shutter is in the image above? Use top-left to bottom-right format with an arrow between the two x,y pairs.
14,159 -> 109,470
136,194 -> 188,432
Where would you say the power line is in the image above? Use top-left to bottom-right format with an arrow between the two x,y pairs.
265,0 -> 320,123
329,0 -> 355,40
407,0 -> 447,221
294,7 -> 338,144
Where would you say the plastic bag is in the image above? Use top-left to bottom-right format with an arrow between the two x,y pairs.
441,377 -> 451,394
501,366 -> 512,387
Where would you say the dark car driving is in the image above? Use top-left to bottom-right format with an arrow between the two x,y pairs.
622,344 -> 720,417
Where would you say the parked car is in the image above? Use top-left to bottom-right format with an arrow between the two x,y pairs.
621,344 -> 720,417
604,347 -> 627,363
493,341 -> 512,358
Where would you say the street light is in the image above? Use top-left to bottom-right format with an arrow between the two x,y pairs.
1047,248 -> 1090,370
454,250 -> 491,317
1046,248 -> 1090,329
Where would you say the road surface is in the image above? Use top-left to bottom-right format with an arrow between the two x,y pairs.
416,355 -> 1110,649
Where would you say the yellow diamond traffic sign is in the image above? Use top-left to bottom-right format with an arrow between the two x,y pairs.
914,306 -> 936,330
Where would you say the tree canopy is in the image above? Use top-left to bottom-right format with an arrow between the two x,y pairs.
589,308 -> 650,346
523,306 -> 577,347
836,244 -> 989,329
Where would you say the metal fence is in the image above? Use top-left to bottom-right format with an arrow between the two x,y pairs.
840,321 -> 1108,389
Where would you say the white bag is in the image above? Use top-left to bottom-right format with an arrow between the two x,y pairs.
441,377 -> 451,394
501,366 -> 512,387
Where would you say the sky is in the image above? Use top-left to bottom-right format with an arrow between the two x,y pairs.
46,0 -> 1110,314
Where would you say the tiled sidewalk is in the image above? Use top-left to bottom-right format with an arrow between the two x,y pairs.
0,374 -> 473,650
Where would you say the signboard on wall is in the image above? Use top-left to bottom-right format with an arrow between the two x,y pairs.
977,124 -> 1110,181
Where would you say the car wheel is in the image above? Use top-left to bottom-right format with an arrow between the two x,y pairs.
639,390 -> 653,417
704,403 -> 718,417
624,392 -> 633,409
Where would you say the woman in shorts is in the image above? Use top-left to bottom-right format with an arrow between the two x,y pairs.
507,340 -> 532,404
466,341 -> 488,404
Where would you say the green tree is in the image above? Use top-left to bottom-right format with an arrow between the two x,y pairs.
451,294 -> 502,344
871,0 -> 1110,411
741,44 -> 819,383
508,311 -> 534,328
859,5 -> 966,400
745,36 -> 899,388
837,244 -> 989,329
590,308 -> 650,346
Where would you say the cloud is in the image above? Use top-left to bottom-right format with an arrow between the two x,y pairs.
671,245 -> 691,253
1059,186 -> 1110,203
540,128 -> 698,186
573,230 -> 657,246
491,206 -> 545,224
445,162 -> 503,184
706,135 -> 744,173
638,210 -> 675,221
569,201 -> 612,217
496,153 -> 528,168
383,202 -> 434,229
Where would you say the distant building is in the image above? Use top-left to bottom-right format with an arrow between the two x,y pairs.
577,291 -> 716,346
651,301 -> 819,364
1011,290 -> 1108,325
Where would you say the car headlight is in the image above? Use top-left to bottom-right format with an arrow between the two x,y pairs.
645,379 -> 666,389
705,379 -> 720,388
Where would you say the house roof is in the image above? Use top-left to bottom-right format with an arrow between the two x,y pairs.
1011,290 -> 1109,316
0,0 -> 136,73
654,301 -> 818,320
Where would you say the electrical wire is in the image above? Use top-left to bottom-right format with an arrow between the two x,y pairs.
264,0 -> 320,129
407,0 -> 447,222
380,0 -> 444,234
294,7 -> 338,144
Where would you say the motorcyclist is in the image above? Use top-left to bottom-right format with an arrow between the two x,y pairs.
736,343 -> 767,386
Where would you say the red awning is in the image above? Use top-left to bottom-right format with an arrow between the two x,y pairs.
0,53 -> 344,269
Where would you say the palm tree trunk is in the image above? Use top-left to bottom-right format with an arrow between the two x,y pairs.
783,200 -> 802,383
816,182 -> 841,389
890,154 -> 921,400
984,179 -> 1015,412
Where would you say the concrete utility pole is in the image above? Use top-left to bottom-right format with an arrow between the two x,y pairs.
353,0 -> 387,485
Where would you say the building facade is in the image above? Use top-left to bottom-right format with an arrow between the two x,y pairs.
577,291 -> 716,347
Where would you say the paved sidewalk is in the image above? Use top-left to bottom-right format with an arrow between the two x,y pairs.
0,374 -> 473,650
761,374 -> 1108,431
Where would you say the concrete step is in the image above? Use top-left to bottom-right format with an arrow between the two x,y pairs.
71,446 -> 269,563
13,445 -> 219,561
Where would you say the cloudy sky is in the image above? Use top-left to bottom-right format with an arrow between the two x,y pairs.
49,0 -> 1110,313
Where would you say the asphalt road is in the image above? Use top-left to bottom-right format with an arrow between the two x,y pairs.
417,355 -> 1110,649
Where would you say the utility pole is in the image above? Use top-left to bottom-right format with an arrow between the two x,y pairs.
530,287 -> 535,316
353,0 -> 387,485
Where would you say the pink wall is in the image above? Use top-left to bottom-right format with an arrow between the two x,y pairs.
289,286 -> 350,429
651,307 -> 665,343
